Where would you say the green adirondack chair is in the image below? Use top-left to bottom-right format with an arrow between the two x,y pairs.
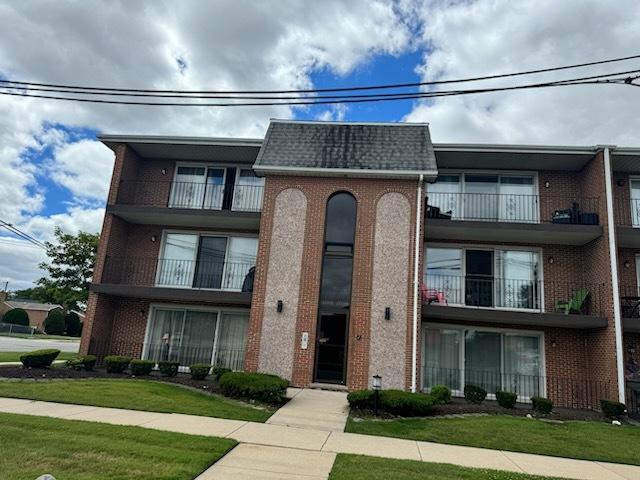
555,288 -> 589,314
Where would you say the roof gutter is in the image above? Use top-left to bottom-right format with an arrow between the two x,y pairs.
253,164 -> 438,180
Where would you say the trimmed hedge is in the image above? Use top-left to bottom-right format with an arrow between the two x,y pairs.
601,399 -> 626,419
2,308 -> 29,326
495,390 -> 517,409
44,310 -> 66,335
212,366 -> 231,381
190,364 -> 211,380
464,384 -> 487,404
219,372 -> 289,404
20,349 -> 60,368
130,359 -> 155,376
158,361 -> 179,377
430,385 -> 452,405
64,312 -> 81,337
347,389 -> 435,417
104,355 -> 131,373
66,354 -> 96,371
531,396 -> 553,414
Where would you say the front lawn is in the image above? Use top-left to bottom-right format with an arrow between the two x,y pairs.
346,415 -> 640,465
0,351 -> 77,363
0,378 -> 273,422
0,412 -> 236,480
329,454 -> 564,480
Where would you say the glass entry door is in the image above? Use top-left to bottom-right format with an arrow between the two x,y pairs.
465,250 -> 493,307
314,312 -> 349,384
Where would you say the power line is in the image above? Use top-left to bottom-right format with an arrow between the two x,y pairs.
1,53 -> 640,94
0,220 -> 46,249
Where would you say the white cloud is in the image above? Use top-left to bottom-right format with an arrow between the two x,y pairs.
316,104 -> 348,122
0,238 -> 47,291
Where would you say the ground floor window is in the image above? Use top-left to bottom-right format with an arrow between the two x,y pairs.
143,306 -> 249,370
422,324 -> 544,400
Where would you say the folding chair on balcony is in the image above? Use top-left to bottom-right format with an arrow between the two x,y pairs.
421,284 -> 448,305
555,287 -> 589,314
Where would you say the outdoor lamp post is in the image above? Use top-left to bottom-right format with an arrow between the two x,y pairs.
372,375 -> 382,416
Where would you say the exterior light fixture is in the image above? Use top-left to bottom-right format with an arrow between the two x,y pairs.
384,307 -> 391,320
372,375 -> 382,416
544,181 -> 550,188
624,260 -> 631,268
277,300 -> 283,313
548,256 -> 554,264
161,168 -> 167,175
617,179 -> 625,187
151,235 -> 157,242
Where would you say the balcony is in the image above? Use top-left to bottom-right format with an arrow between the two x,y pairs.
107,180 -> 264,230
620,285 -> 640,333
614,198 -> 640,247
425,193 -> 602,245
422,274 -> 607,329
92,256 -> 254,306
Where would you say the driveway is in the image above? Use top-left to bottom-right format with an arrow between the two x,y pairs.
0,336 -> 79,353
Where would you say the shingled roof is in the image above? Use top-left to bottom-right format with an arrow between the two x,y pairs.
253,120 -> 437,178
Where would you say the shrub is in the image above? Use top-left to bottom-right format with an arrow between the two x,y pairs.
190,364 -> 211,380
347,389 -> 375,410
130,359 -> 155,376
430,385 -> 452,405
64,312 -> 81,337
212,366 -> 231,381
464,384 -> 487,404
496,390 -> 517,409
44,310 -> 66,335
65,354 -> 96,371
20,349 -> 60,368
380,390 -> 435,416
531,396 -> 553,414
104,355 -> 131,373
601,399 -> 626,419
2,308 -> 29,326
158,361 -> 179,377
219,372 -> 289,404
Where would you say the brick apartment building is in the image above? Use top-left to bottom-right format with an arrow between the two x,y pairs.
81,119 -> 640,409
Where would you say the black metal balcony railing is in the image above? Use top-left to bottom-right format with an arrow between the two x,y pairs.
426,193 -> 600,225
101,256 -> 255,292
115,180 -> 264,212
614,197 -> 640,226
423,274 -> 604,316
422,366 -> 612,410
619,284 -> 640,318
87,338 -> 246,371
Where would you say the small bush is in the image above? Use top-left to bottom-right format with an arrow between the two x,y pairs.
496,390 -> 517,409
104,355 -> 131,373
219,372 -> 289,404
2,308 -> 29,326
130,359 -> 155,376
464,384 -> 487,404
380,390 -> 435,416
65,354 -> 96,371
190,364 -> 211,380
601,399 -> 626,419
64,312 -> 81,337
347,389 -> 375,410
531,396 -> 553,414
158,361 -> 179,377
212,366 -> 232,381
44,310 -> 66,335
20,349 -> 60,368
430,385 -> 452,405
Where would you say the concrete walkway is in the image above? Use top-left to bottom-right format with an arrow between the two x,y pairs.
266,387 -> 349,432
0,393 -> 639,480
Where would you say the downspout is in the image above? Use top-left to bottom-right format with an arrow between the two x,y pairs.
603,146 -> 626,402
411,174 -> 424,393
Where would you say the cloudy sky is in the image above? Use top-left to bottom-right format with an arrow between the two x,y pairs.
1,0 -> 640,290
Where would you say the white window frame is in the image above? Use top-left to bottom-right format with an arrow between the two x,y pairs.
424,242 -> 544,313
170,162 -> 228,210
421,322 -> 547,402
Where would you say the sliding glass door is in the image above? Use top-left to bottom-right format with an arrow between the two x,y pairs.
157,234 -> 198,287
233,169 -> 264,212
169,166 -> 225,210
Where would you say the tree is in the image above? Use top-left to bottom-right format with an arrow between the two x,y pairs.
36,227 -> 99,312
64,311 -> 81,337
44,310 -> 66,335
2,308 -> 29,326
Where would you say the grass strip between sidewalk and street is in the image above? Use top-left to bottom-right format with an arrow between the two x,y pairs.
0,378 -> 274,422
0,412 -> 236,480
0,351 -> 77,363
346,414 -> 640,465
329,454 -> 565,480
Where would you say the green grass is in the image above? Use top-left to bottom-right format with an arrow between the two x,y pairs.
0,351 -> 77,363
346,415 -> 640,465
0,378 -> 274,422
0,412 -> 236,480
329,454 -> 564,480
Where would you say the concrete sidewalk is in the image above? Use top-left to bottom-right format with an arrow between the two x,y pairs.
0,394 -> 639,480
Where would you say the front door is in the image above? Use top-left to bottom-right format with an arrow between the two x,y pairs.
314,311 -> 348,384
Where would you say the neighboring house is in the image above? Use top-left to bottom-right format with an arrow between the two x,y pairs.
80,119 -> 640,411
0,295 -> 63,331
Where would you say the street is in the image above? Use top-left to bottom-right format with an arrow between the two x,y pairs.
0,336 -> 80,353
